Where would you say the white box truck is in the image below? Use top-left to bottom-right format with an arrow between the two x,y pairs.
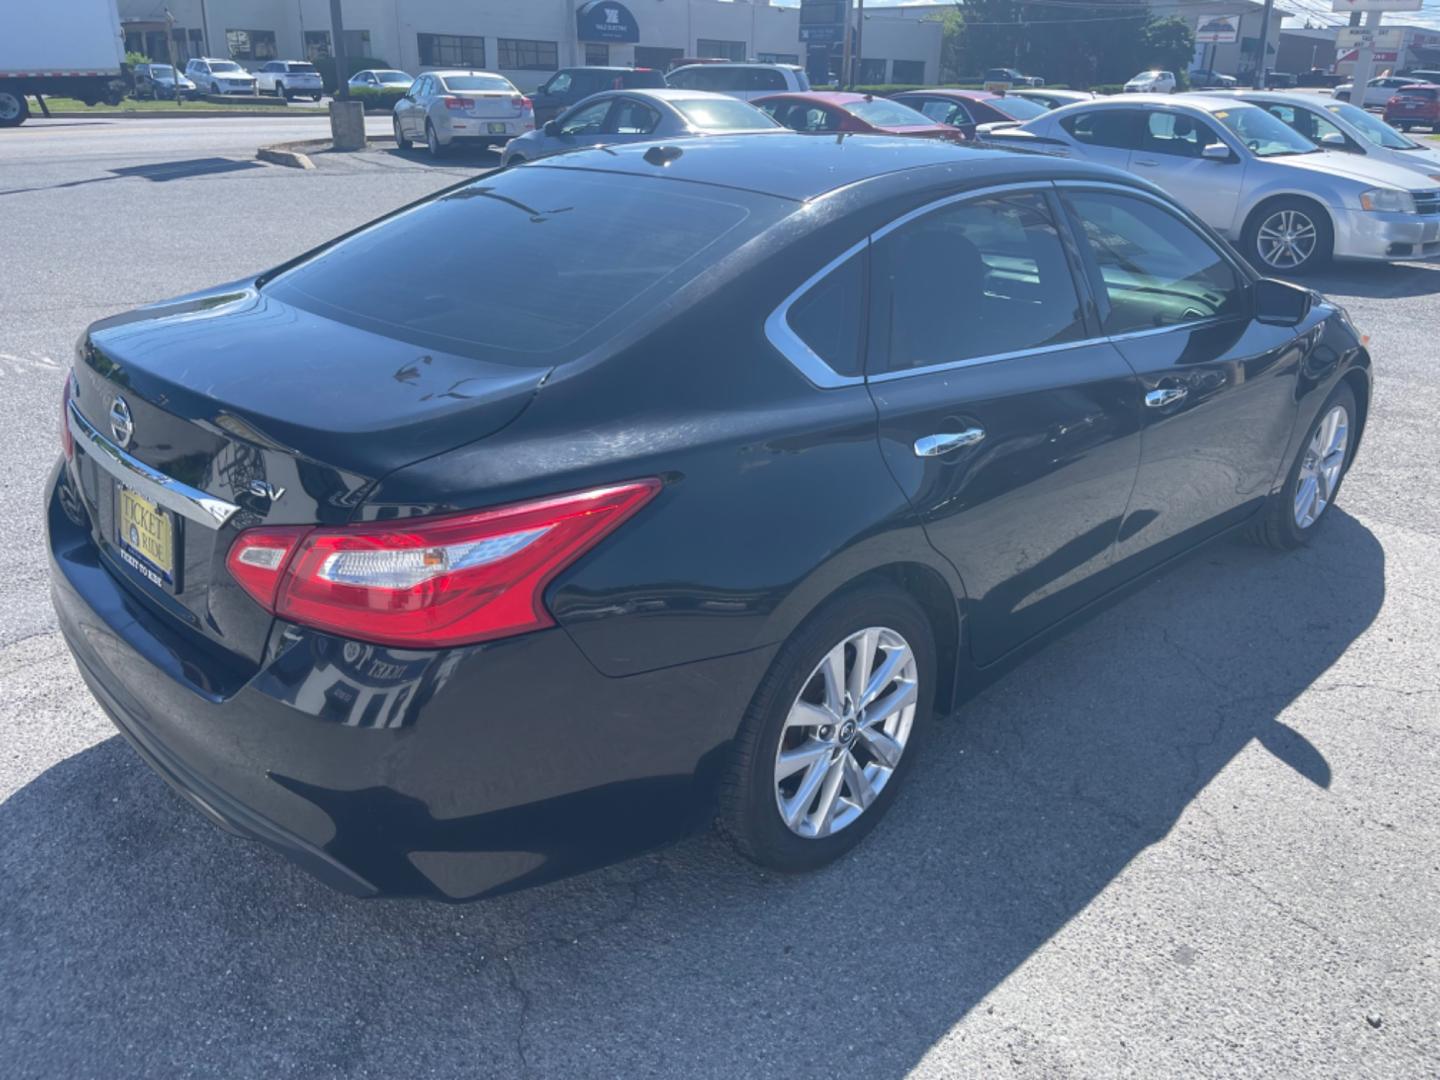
1,0 -> 126,126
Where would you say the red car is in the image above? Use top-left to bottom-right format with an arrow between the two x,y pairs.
891,89 -> 1050,141
753,91 -> 963,141
1384,83 -> 1440,132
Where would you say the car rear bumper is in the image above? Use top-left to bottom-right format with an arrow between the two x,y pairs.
46,460 -> 772,900
440,117 -> 531,142
1332,206 -> 1440,260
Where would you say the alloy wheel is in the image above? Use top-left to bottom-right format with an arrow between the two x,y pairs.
773,626 -> 918,839
1294,403 -> 1349,529
1257,209 -> 1318,270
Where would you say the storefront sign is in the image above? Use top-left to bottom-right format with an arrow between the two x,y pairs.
576,0 -> 639,44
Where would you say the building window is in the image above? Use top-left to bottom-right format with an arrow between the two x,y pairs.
343,30 -> 372,57
226,29 -> 277,61
419,33 -> 484,67
891,59 -> 925,84
696,39 -> 746,61
304,30 -> 331,60
858,58 -> 887,84
585,43 -> 609,66
498,38 -> 559,71
757,52 -> 800,65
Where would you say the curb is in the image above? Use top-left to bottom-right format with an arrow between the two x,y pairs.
257,133 -> 399,168
45,109 -> 331,120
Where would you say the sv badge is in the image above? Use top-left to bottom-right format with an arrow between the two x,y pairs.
247,480 -> 286,502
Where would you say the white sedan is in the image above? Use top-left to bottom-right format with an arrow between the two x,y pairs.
1333,75 -> 1423,109
393,70 -> 535,157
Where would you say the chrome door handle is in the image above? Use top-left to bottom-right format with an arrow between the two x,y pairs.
1133,158 -> 1161,167
1145,386 -> 1188,408
914,429 -> 985,457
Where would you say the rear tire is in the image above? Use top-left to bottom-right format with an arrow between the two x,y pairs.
0,89 -> 29,127
1247,382 -> 1357,551
717,585 -> 936,873
426,121 -> 444,158
393,116 -> 411,150
1242,197 -> 1333,276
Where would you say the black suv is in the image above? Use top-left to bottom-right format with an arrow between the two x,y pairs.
529,66 -> 667,124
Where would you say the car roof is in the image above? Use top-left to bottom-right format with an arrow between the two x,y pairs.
893,88 -> 999,102
529,132 -> 1147,202
756,91 -> 869,105
596,88 -> 739,102
428,69 -> 513,79
1061,93 -> 1256,115
1223,90 -> 1342,106
671,62 -> 801,72
560,66 -> 654,74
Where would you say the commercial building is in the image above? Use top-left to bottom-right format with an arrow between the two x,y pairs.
115,0 -> 942,90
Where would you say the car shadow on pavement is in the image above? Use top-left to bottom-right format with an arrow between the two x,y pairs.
0,511 -> 1384,1077
385,144 -> 505,169
1292,259 -> 1440,299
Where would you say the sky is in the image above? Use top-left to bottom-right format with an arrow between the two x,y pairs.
769,0 -> 1440,32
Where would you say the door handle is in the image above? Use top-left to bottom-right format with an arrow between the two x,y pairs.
1145,386 -> 1188,408
1133,158 -> 1161,167
914,429 -> 985,457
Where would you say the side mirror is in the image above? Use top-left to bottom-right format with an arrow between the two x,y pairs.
1202,142 -> 1235,162
1319,131 -> 1349,150
543,119 -> 562,136
1254,278 -> 1313,326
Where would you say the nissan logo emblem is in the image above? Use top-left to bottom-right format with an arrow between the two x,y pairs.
109,395 -> 134,448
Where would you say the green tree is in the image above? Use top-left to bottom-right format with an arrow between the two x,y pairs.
934,5 -> 967,83
1138,16 -> 1196,81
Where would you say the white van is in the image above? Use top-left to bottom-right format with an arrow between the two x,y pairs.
666,63 -> 810,101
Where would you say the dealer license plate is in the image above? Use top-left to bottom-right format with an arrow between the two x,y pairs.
488,122 -> 508,134
117,486 -> 176,585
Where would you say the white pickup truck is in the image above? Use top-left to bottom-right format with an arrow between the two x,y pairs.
1,0 -> 126,126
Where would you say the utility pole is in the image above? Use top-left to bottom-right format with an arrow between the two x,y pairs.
855,0 -> 864,86
330,0 -> 348,100
1252,0 -> 1276,88
839,0 -> 853,88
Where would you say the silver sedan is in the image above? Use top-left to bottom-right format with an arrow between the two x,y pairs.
500,88 -> 781,166
987,94 -> 1440,273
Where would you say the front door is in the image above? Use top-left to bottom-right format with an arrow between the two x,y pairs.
1129,110 -> 1246,234
1058,185 -> 1306,571
549,98 -> 618,152
866,188 -> 1144,665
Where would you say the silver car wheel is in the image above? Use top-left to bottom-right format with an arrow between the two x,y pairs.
1294,403 -> 1349,529
1257,209 -> 1319,270
773,626 -> 918,839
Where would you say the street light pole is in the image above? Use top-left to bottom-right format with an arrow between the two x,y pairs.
1252,0 -> 1276,88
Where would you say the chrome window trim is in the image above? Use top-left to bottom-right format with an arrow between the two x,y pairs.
766,179 -> 1252,388
763,238 -> 869,389
68,401 -> 241,529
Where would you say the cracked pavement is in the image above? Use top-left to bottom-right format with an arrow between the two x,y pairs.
1,117 -> 1437,1079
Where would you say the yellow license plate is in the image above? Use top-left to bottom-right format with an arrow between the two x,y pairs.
488,122 -> 508,134
118,487 -> 175,580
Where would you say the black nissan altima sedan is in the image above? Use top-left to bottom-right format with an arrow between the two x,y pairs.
48,134 -> 1371,900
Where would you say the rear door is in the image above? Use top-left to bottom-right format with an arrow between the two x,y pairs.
1130,109 -> 1246,232
1057,107 -> 1144,169
1058,184 -> 1304,571
864,187 -> 1144,665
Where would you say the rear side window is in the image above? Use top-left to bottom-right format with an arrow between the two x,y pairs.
267,170 -> 783,361
1061,110 -> 1141,149
747,68 -> 787,91
619,69 -> 667,89
287,63 -> 317,73
1062,191 -> 1244,335
872,193 -> 1086,372
781,251 -> 866,378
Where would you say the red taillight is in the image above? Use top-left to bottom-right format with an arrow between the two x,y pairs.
227,480 -> 661,648
61,372 -> 75,461
512,95 -> 532,110
443,96 -> 469,110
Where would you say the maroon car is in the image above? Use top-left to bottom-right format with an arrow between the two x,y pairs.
753,91 -> 963,141
890,89 -> 1050,141
1383,84 -> 1440,132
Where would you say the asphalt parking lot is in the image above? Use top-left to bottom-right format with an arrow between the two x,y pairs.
1,116 -> 1438,1079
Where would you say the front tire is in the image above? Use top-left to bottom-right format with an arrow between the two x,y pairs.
1248,382 -> 1357,550
717,586 -> 936,872
1243,197 -> 1333,276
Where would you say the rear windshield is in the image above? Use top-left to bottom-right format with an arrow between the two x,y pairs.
990,95 -> 1047,120
675,97 -> 780,130
286,62 -> 318,73
441,74 -> 514,92
849,98 -> 934,127
1397,86 -> 1439,98
265,169 -> 783,361
620,69 -> 668,88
